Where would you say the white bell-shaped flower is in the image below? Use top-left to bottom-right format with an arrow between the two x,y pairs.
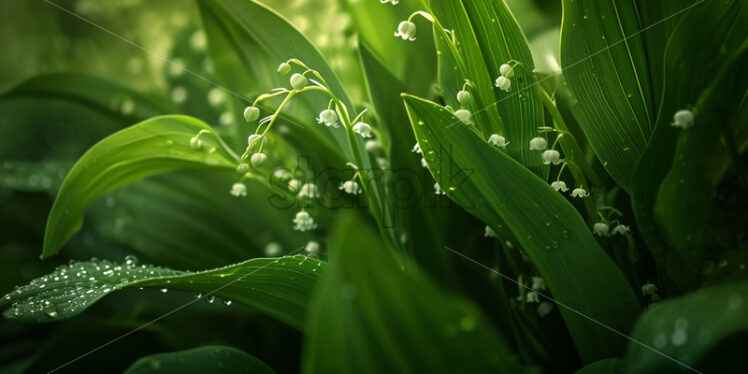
611,224 -> 631,235
457,90 -> 471,105
339,180 -> 362,195
353,122 -> 372,138
454,109 -> 472,124
593,222 -> 610,236
394,21 -> 416,41
434,182 -> 444,195
551,180 -> 568,192
526,292 -> 540,303
531,276 -> 546,291
542,149 -> 561,165
236,163 -> 250,173
420,157 -> 427,168
250,153 -> 267,167
317,109 -> 339,128
529,137 -> 547,151
290,73 -> 308,90
571,187 -> 590,198
293,211 -> 317,231
298,183 -> 320,199
494,76 -> 511,92
230,182 -> 247,197
671,109 -> 694,129
305,241 -> 320,256
488,134 -> 508,148
537,302 -> 554,317
641,283 -> 658,296
412,143 -> 421,154
288,179 -> 301,192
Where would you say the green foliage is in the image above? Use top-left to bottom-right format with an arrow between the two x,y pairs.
1,0 -> 746,372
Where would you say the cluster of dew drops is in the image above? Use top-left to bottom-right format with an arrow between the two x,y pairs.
1,255 -> 185,321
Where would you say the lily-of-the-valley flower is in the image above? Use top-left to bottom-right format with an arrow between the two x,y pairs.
537,302 -> 554,317
542,149 -> 561,165
394,20 -> 416,41
290,73 -> 308,90
230,182 -> 247,197
366,140 -> 382,153
494,76 -> 511,92
293,211 -> 316,231
454,109 -> 472,124
641,283 -> 658,296
288,179 -> 301,192
250,152 -> 267,167
488,134 -> 508,148
457,89 -> 471,105
264,242 -> 282,257
248,134 -> 262,147
420,158 -> 427,168
298,183 -> 320,199
611,224 -> 631,236
412,143 -> 421,154
529,137 -> 547,151
277,62 -> 291,75
571,187 -> 590,198
531,276 -> 546,291
380,0 -> 399,5
273,168 -> 292,182
243,106 -> 260,122
593,222 -> 610,236
236,163 -> 250,174
434,182 -> 444,195
353,122 -> 372,138
305,241 -> 320,256
189,136 -> 202,150
526,292 -> 540,303
484,225 -> 499,238
671,109 -> 694,129
551,180 -> 568,192
499,63 -> 513,78
317,109 -> 339,128
339,180 -> 362,195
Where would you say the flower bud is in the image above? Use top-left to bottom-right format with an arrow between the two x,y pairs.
353,122 -> 372,138
277,62 -> 291,75
250,153 -> 267,167
290,73 -> 308,90
529,137 -> 547,151
243,106 -> 260,122
494,76 -> 511,92
499,63 -> 513,77
248,134 -> 262,147
230,183 -> 247,197
394,21 -> 416,41
456,90 -> 471,105
189,136 -> 202,150
611,224 -> 631,235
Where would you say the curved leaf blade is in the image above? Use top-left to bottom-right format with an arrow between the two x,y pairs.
43,115 -> 237,258
124,345 -> 276,374
403,94 -> 640,362
625,281 -> 748,373
560,0 -> 656,189
1,255 -> 326,329
302,214 -> 534,373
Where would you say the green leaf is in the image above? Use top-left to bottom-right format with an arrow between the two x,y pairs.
358,41 -> 455,281
124,345 -> 275,374
560,0 -> 657,190
403,94 -> 640,362
574,358 -> 625,374
1,255 -> 326,329
42,115 -> 238,258
625,281 -> 748,373
427,0 -> 547,176
631,0 -> 747,288
302,214 -> 534,373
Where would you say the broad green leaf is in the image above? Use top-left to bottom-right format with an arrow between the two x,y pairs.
625,281 -> 748,373
303,214 -> 534,373
560,0 -> 656,190
358,41 -> 455,281
427,0 -> 547,176
124,345 -> 275,374
42,115 -> 238,258
631,0 -> 747,288
403,94 -> 640,362
1,255 -> 326,329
